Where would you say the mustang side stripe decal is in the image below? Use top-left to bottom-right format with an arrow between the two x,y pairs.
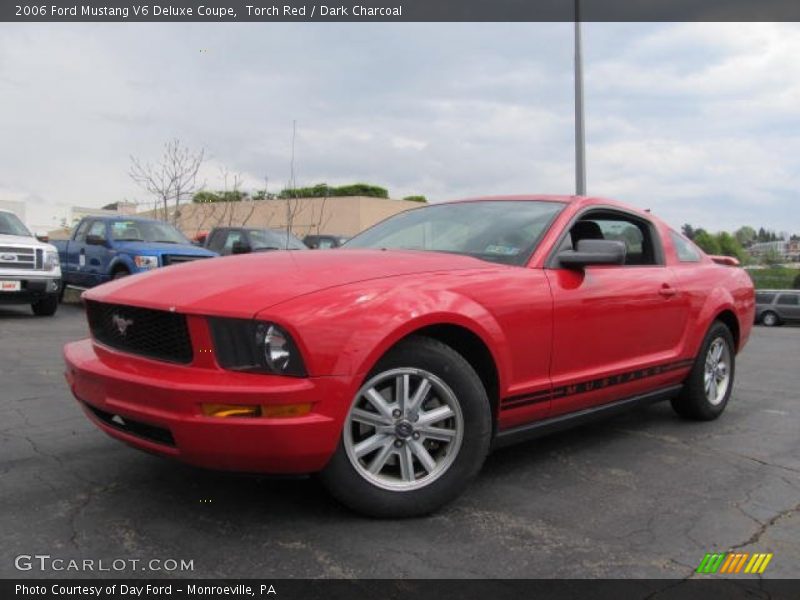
501,359 -> 695,411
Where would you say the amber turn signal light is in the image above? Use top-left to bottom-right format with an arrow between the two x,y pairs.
201,403 -> 312,418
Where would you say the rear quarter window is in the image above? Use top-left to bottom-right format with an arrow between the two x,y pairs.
756,293 -> 776,304
669,231 -> 701,262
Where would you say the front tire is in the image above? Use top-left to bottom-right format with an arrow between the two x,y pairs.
671,321 -> 735,421
319,336 -> 492,518
761,311 -> 780,327
31,294 -> 59,316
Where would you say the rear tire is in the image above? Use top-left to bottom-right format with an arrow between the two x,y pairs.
112,269 -> 129,280
319,335 -> 492,518
761,311 -> 780,327
671,321 -> 735,421
31,294 -> 59,316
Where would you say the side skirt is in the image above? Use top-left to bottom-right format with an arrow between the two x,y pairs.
492,384 -> 683,450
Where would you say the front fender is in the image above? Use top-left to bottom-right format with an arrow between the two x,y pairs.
107,254 -> 138,278
258,281 -> 511,391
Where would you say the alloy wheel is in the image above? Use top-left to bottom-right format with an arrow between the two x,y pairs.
343,368 -> 464,491
704,337 -> 731,406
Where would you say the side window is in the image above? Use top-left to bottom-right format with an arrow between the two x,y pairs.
86,220 -> 107,240
670,231 -> 701,262
569,212 -> 660,266
73,220 -> 91,242
223,231 -> 243,253
207,231 -> 226,253
776,294 -> 799,306
756,293 -> 776,304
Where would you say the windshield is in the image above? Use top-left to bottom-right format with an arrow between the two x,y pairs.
345,200 -> 565,266
110,219 -> 189,244
0,212 -> 32,237
248,229 -> 306,250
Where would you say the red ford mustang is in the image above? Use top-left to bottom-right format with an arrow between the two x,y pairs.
64,196 -> 755,517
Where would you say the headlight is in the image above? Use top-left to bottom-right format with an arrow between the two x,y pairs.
134,255 -> 159,270
208,318 -> 307,377
44,250 -> 60,271
256,323 -> 299,374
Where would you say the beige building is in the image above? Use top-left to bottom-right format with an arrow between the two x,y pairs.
158,195 -> 423,239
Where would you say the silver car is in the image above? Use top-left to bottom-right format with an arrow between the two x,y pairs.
755,289 -> 800,326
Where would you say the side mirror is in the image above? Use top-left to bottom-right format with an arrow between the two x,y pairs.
36,235 -> 49,243
85,234 -> 107,247
231,240 -> 252,255
558,239 -> 626,269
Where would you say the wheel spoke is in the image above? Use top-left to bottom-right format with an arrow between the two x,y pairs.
367,441 -> 395,474
395,373 -> 410,413
409,440 -> 437,473
354,433 -> 389,458
712,341 -> 723,363
417,405 -> 454,426
398,444 -> 415,482
708,378 -> 717,403
351,407 -> 392,428
406,378 -> 432,417
364,388 -> 394,420
418,425 -> 456,442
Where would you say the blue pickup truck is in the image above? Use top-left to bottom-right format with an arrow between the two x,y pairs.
52,216 -> 217,292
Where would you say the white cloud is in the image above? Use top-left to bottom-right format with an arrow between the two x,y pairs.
0,22 -> 798,235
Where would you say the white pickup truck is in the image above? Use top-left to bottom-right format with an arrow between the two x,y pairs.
0,209 -> 62,316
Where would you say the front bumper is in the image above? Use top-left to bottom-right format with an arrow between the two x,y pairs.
0,276 -> 60,304
64,339 -> 353,473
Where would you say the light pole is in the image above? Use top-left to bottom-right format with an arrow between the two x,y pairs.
574,0 -> 587,196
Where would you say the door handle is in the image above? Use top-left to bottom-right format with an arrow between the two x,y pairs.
659,284 -> 677,298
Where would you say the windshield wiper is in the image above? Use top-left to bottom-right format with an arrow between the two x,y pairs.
153,240 -> 180,244
114,238 -> 144,242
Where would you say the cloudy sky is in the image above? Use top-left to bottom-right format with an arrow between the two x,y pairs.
1,22 -> 799,235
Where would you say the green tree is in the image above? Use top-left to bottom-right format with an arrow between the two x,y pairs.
716,232 -> 746,262
793,273 -> 800,289
681,224 -> 695,240
734,226 -> 756,247
403,195 -> 427,203
192,191 -> 221,203
278,182 -> 389,199
693,231 -> 721,255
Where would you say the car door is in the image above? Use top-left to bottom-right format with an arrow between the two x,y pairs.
82,220 -> 110,287
545,209 -> 692,417
65,220 -> 91,284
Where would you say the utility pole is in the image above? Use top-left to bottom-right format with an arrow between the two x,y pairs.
574,0 -> 587,196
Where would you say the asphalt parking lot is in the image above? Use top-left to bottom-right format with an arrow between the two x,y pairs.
1,303 -> 798,579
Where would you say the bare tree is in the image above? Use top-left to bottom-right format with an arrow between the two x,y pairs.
129,139 -> 205,225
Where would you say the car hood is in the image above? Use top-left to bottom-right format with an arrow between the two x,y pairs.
112,241 -> 216,256
0,233 -> 54,250
84,249 -> 496,317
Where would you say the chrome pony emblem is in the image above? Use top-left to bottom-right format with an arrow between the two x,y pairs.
111,314 -> 134,336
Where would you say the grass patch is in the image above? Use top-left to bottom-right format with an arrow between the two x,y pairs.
746,267 -> 800,289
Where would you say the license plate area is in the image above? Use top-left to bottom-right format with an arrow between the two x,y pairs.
0,280 -> 21,292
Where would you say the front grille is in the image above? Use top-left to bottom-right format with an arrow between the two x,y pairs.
0,246 -> 36,270
162,254 -> 210,266
84,403 -> 175,446
85,301 -> 193,364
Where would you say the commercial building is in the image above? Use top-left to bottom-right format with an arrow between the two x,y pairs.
151,195 -> 423,239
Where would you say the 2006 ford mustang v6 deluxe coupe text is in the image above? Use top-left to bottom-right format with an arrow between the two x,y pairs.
64,196 -> 754,517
